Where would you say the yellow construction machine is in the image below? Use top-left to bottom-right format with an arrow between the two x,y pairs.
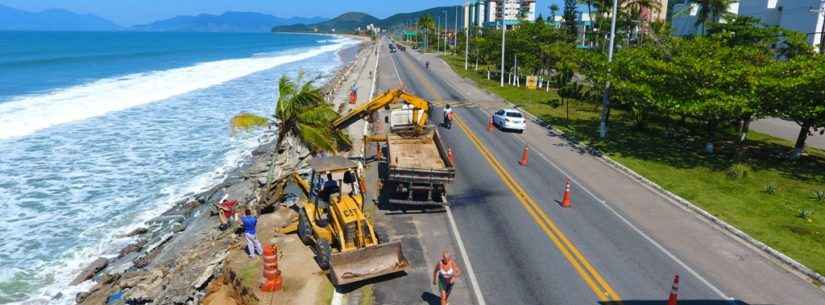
332,88 -> 431,133
271,156 -> 408,285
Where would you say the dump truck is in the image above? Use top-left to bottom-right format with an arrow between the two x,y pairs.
333,88 -> 455,207
269,156 -> 409,285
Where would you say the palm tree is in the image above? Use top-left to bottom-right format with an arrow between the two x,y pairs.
231,74 -> 350,182
418,14 -> 436,50
695,0 -> 738,35
550,4 -> 560,26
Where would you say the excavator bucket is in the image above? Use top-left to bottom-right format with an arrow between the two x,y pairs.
329,241 -> 409,285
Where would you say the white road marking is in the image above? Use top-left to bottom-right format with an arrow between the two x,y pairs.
390,44 -> 488,305
476,108 -> 734,302
446,205 -> 488,305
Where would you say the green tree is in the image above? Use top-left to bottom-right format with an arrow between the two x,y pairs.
643,37 -> 756,154
418,14 -> 436,50
695,0 -> 738,35
231,74 -> 350,182
563,0 -> 579,42
550,4 -> 560,24
761,55 -> 825,159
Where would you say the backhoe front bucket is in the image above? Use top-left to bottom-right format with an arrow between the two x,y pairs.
329,241 -> 409,285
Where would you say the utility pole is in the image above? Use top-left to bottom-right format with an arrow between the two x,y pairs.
437,16 -> 440,53
443,10 -> 448,54
812,0 -> 825,54
465,1 -> 469,70
598,0 -> 618,138
500,20 -> 506,87
455,5 -> 459,49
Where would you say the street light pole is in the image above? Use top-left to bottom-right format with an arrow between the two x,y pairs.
443,10 -> 448,54
436,16 -> 440,53
598,0 -> 618,138
812,0 -> 825,54
500,20 -> 506,87
465,1 -> 469,70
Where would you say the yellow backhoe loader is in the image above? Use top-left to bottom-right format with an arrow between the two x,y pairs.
270,155 -> 408,285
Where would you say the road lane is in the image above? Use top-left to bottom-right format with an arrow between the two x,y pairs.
386,39 -> 732,305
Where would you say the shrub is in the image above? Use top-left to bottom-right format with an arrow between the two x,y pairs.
764,183 -> 778,195
813,191 -> 825,202
725,163 -> 751,180
798,209 -> 815,222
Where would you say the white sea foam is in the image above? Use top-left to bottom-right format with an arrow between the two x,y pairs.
0,36 -> 353,305
0,39 -> 356,140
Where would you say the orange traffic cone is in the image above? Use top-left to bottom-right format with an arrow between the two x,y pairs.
448,148 -> 454,164
561,179 -> 572,208
518,145 -> 529,166
487,117 -> 494,132
260,245 -> 283,292
667,275 -> 679,305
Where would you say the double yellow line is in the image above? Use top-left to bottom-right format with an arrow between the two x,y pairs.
396,53 -> 622,303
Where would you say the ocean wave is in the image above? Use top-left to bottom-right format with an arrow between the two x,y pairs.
0,39 -> 355,140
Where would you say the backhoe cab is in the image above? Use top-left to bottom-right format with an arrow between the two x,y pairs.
293,156 -> 408,285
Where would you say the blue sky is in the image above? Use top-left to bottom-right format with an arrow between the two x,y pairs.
0,0 -> 564,26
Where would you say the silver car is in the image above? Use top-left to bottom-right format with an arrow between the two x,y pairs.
492,108 -> 526,133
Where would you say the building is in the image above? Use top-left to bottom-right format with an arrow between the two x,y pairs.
465,0 -> 536,29
671,0 -> 825,51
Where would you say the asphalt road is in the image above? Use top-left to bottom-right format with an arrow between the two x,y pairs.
375,37 -> 741,305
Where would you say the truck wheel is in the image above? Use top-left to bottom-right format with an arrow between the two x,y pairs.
298,211 -> 312,245
316,240 -> 332,270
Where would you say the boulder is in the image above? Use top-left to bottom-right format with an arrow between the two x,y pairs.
71,257 -> 109,285
118,240 -> 147,258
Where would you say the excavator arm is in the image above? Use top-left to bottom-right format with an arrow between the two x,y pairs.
332,88 -> 430,131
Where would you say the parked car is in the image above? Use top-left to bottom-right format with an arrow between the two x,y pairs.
492,108 -> 526,133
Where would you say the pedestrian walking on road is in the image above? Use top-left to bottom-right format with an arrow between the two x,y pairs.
241,209 -> 263,258
432,251 -> 461,305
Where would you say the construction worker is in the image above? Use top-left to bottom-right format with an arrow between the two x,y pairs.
241,209 -> 263,258
432,251 -> 462,305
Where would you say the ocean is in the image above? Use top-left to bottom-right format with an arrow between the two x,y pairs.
0,31 -> 357,304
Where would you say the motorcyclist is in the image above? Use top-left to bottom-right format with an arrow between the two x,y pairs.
443,104 -> 453,129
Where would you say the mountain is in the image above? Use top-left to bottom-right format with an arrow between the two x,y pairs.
0,4 -> 122,31
272,12 -> 380,33
133,11 -> 326,32
272,6 -> 463,34
378,6 -> 465,31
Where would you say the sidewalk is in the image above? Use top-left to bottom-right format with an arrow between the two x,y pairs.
415,50 -> 825,305
752,117 -> 825,150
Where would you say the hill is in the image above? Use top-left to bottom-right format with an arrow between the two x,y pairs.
133,11 -> 325,32
272,6 -> 463,34
273,12 -> 380,33
0,4 -> 122,31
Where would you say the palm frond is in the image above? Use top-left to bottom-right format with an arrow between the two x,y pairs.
229,112 -> 270,130
296,122 -> 338,154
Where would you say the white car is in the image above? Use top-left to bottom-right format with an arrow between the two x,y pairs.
492,108 -> 526,133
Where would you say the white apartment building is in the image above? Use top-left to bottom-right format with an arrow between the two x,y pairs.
465,0 -> 536,29
671,0 -> 825,51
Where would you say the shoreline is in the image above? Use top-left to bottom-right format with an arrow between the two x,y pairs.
70,38 -> 372,305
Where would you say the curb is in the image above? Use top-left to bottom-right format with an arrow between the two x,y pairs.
437,56 -> 825,287
529,107 -> 825,288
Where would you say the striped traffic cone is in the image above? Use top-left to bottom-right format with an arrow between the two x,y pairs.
487,117 -> 494,132
260,245 -> 283,292
667,275 -> 679,305
448,148 -> 454,164
561,179 -> 572,208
